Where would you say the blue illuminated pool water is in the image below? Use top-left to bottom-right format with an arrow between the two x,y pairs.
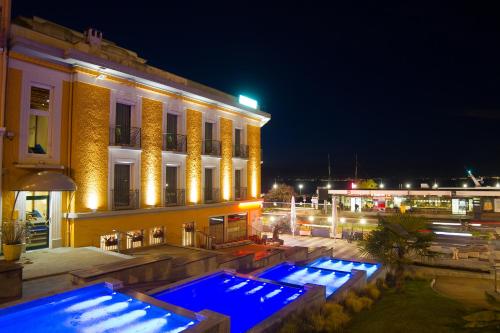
0,283 -> 197,333
257,263 -> 351,297
152,272 -> 304,333
307,257 -> 381,278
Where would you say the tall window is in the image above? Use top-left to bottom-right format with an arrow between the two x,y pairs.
115,103 -> 131,145
113,164 -> 131,209
204,168 -> 213,202
235,169 -> 241,199
28,85 -> 51,154
235,128 -> 241,146
165,113 -> 178,150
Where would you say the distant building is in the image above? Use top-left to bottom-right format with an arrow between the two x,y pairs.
329,188 -> 500,217
0,3 -> 270,250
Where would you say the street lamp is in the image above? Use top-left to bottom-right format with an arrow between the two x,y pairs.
327,183 -> 331,189
273,183 -> 278,189
298,184 -> 303,195
463,183 -> 468,188
496,183 -> 500,188
379,183 -> 385,189
433,183 -> 438,189
405,183 -> 411,189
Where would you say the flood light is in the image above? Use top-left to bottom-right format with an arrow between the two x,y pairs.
238,95 -> 258,109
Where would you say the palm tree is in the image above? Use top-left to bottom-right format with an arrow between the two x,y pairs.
359,214 -> 433,290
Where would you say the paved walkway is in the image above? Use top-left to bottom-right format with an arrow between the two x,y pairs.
278,234 -> 364,259
16,247 -> 132,280
433,276 -> 496,309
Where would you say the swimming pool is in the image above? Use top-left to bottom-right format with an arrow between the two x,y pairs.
257,263 -> 351,297
152,272 -> 305,333
0,282 -> 197,333
307,257 -> 381,278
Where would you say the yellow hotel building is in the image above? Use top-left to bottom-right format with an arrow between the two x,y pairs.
0,12 -> 270,250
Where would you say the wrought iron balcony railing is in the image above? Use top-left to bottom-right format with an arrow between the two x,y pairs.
111,189 -> 139,210
110,126 -> 141,148
202,140 -> 221,156
203,187 -> 220,203
164,189 -> 186,206
233,144 -> 249,158
234,187 -> 247,201
163,133 -> 187,153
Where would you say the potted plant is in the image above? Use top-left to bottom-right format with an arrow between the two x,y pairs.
1,221 -> 27,261
131,232 -> 143,243
152,228 -> 164,239
104,235 -> 118,247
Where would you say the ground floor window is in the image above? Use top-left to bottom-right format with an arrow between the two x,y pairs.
227,213 -> 248,242
209,216 -> 225,244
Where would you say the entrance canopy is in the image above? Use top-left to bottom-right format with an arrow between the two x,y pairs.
13,171 -> 76,192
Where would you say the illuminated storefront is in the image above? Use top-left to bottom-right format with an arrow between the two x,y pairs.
331,188 -> 500,216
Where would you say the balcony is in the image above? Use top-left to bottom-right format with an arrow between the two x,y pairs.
202,140 -> 221,157
234,187 -> 247,201
163,133 -> 187,153
164,189 -> 186,206
110,126 -> 141,148
203,187 -> 220,203
233,144 -> 249,159
111,189 -> 139,210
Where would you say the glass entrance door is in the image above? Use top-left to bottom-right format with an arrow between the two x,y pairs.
25,192 -> 50,250
114,164 -> 131,209
165,166 -> 178,205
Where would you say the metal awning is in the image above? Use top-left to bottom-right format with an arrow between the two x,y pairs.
12,171 -> 77,192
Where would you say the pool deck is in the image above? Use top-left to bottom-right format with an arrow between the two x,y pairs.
278,234 -> 365,259
3,247 -> 132,301
17,247 -> 132,280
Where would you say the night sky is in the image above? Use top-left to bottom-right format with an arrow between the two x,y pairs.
12,1 -> 500,185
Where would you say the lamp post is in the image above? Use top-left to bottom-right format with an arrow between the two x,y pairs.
340,217 -> 346,235
360,218 -> 366,237
298,184 -> 303,195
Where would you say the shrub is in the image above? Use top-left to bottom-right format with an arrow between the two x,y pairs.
364,284 -> 381,300
385,272 -> 396,288
376,277 -> 388,290
344,291 -> 375,313
345,291 -> 365,313
279,311 -> 315,333
278,303 -> 351,333
321,303 -> 351,331
358,296 -> 374,310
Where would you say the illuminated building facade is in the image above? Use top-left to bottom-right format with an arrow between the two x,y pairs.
0,11 -> 270,249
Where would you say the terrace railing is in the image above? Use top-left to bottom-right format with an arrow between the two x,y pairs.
203,187 -> 220,203
234,187 -> 247,201
111,189 -> 139,210
163,133 -> 187,153
233,144 -> 249,158
202,140 -> 221,156
164,189 -> 186,206
110,126 -> 141,148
